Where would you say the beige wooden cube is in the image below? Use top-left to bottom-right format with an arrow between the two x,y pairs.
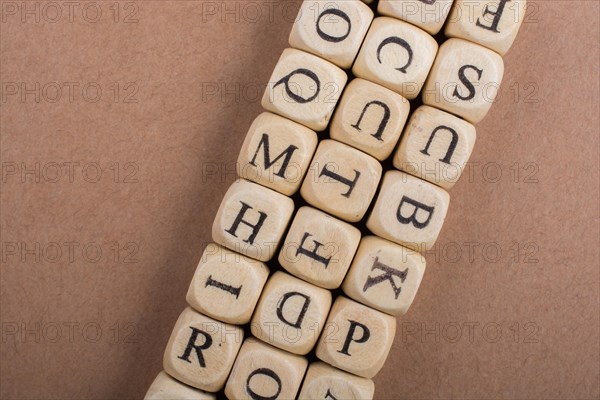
300,140 -> 382,222
316,296 -> 396,378
145,371 -> 216,400
298,362 -> 375,400
262,48 -> 347,131
378,0 -> 455,35
367,170 -> 450,251
445,0 -> 527,55
422,38 -> 504,123
163,308 -> 244,392
224,338 -> 308,400
342,236 -> 426,316
212,179 -> 294,262
186,243 -> 269,325
330,78 -> 410,161
251,271 -> 332,355
353,17 -> 438,99
237,112 -> 318,196
279,206 -> 361,289
289,0 -> 374,69
393,105 -> 476,189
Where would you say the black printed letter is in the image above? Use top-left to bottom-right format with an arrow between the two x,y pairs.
338,320 -> 370,356
396,196 -> 435,229
363,257 -> 408,300
296,232 -> 331,268
250,133 -> 299,178
276,292 -> 311,328
453,65 -> 483,101
351,101 -> 391,141
420,125 -> 459,164
177,327 -> 213,368
225,201 -> 267,244
377,37 -> 413,74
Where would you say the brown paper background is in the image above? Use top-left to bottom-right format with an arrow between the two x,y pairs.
0,1 -> 598,399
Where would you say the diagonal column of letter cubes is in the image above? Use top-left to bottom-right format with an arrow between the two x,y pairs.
148,0 -> 528,397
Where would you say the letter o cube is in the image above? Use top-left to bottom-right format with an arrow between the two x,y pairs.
224,338 -> 308,400
289,0 -> 374,69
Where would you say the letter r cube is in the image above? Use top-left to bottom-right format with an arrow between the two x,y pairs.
163,308 -> 244,392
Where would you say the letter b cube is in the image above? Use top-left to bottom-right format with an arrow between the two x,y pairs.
367,170 -> 450,251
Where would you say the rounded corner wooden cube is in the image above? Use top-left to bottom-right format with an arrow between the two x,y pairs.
366,170 -> 450,251
262,48 -> 348,131
353,17 -> 438,99
163,308 -> 244,392
393,105 -> 476,189
212,179 -> 294,262
316,296 -> 396,378
237,112 -> 318,196
251,271 -> 332,355
422,38 -> 504,123
301,140 -> 382,222
186,243 -> 269,325
378,0 -> 455,35
445,0 -> 527,55
224,338 -> 308,400
279,206 -> 361,289
145,371 -> 216,400
298,362 -> 375,400
330,78 -> 410,161
342,236 -> 426,316
289,0 -> 374,69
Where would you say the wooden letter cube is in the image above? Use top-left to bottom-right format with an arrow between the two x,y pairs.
224,338 -> 308,400
298,362 -> 375,400
367,170 -> 450,251
393,105 -> 476,189
251,271 -> 332,355
279,206 -> 361,289
186,243 -> 269,325
330,78 -> 410,161
301,139 -> 382,222
237,112 -> 318,196
262,48 -> 347,131
422,38 -> 504,123
342,236 -> 426,316
316,296 -> 396,378
289,0 -> 374,69
145,371 -> 216,400
353,17 -> 438,99
445,0 -> 527,55
212,179 -> 294,261
378,0 -> 455,35
163,308 -> 243,392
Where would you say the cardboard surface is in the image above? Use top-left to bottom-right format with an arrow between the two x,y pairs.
1,1 -> 598,398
